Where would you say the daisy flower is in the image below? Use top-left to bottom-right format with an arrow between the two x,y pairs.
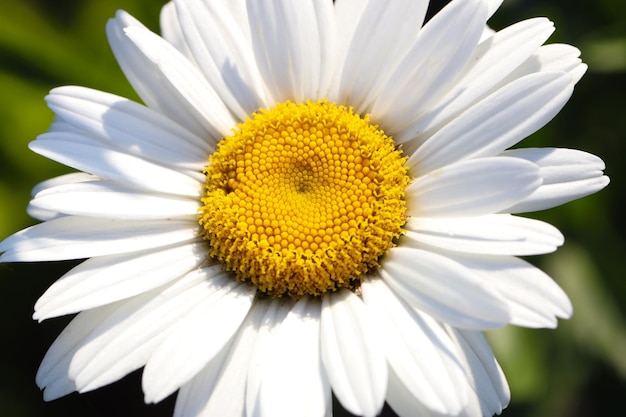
0,0 -> 609,416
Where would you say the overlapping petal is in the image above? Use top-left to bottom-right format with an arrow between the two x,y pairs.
503,148 -> 610,213
372,0 -> 488,136
37,267 -> 223,399
444,328 -> 510,416
174,301 -> 269,417
172,0 -> 271,116
443,251 -> 572,328
320,290 -> 387,417
361,279 -> 470,414
45,86 -> 210,170
247,0 -> 329,102
142,275 -> 256,403
404,214 -> 563,255
33,242 -> 207,320
29,180 -> 200,220
401,17 -> 556,143
106,10 -> 236,141
407,71 -> 574,173
0,217 -> 198,262
30,133 -> 203,197
379,247 -> 511,329
406,157 -> 541,218
246,297 -> 330,417
333,0 -> 428,112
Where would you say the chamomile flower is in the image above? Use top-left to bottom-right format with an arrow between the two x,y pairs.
0,0 -> 608,416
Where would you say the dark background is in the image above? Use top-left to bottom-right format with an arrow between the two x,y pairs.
0,0 -> 624,416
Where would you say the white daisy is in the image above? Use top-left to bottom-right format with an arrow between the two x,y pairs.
0,0 -> 609,416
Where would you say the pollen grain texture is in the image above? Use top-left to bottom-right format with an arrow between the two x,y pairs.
199,100 -> 408,298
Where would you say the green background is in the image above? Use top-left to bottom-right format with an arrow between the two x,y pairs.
0,0 -> 624,416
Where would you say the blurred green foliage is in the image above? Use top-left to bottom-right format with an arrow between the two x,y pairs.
0,0 -> 624,416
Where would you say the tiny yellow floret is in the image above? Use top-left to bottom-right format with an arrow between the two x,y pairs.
199,100 -> 408,298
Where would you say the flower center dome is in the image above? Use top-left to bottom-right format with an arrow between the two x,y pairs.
199,100 -> 408,298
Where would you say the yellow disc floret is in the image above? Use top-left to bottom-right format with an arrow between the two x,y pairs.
199,100 -> 408,298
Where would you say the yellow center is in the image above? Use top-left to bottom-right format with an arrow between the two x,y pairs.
199,100 -> 408,298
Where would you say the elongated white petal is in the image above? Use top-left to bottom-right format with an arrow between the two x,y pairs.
68,267 -> 226,394
30,134 -> 203,197
445,252 -> 572,328
33,242 -> 207,320
361,279 -> 469,414
320,290 -> 387,417
409,71 -> 574,174
29,180 -> 200,220
247,0 -> 323,102
502,148 -> 610,212
143,278 -> 255,403
402,18 -> 555,143
0,217 -> 197,262
404,214 -> 564,255
246,299 -> 293,416
503,43 -> 587,86
248,297 -> 330,417
335,0 -> 427,112
446,327 -> 510,416
106,11 -> 235,141
407,157 -> 541,218
160,2 -> 195,61
36,304 -> 117,400
173,0 -> 272,115
486,0 -> 504,18
372,0 -> 487,135
31,173 -> 98,196
381,247 -> 510,329
174,301 -> 269,417
46,86 -> 209,169
28,173 -> 99,222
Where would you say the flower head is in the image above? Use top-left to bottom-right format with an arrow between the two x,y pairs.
0,0 -> 609,416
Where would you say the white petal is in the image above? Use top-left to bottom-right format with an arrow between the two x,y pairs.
160,2 -> 195,60
0,216 -> 197,262
30,133 -> 203,197
372,0 -> 488,136
246,299 -> 292,416
502,148 -> 610,213
402,18 -> 555,143
28,173 -> 98,222
142,278 -> 255,403
407,157 -> 541,218
408,71 -> 574,174
486,0 -> 504,18
404,214 -> 564,255
247,0 -> 323,102
29,180 -> 200,220
173,0 -> 271,115
361,279 -> 469,414
446,252 -> 572,328
33,242 -> 207,320
320,290 -> 387,417
248,297 -> 330,417
334,0 -> 427,112
46,86 -> 209,169
503,43 -> 587,85
446,328 -> 510,416
31,172 -> 98,196
174,301 -> 268,417
106,11 -> 236,140
380,247 -> 510,329
68,267 -> 225,394
36,304 -> 117,400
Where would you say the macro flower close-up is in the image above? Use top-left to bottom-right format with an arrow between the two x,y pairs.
0,0 -> 611,416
